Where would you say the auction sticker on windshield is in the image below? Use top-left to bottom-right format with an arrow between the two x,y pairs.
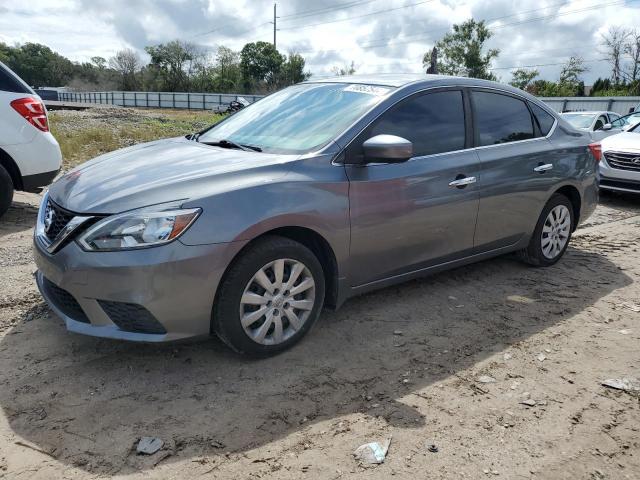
343,84 -> 390,96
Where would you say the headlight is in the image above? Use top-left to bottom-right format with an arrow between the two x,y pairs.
77,204 -> 201,251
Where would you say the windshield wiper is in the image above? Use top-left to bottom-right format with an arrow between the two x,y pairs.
199,138 -> 262,152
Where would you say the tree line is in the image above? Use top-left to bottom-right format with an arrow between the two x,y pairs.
423,20 -> 640,97
2,20 -> 640,97
0,40 -> 311,94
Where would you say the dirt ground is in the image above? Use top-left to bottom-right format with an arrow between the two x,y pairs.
0,190 -> 639,480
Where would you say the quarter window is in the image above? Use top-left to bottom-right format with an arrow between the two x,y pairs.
0,64 -> 30,94
473,91 -> 534,146
368,90 -> 466,157
529,102 -> 556,136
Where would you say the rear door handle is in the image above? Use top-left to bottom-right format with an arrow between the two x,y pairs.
449,176 -> 477,188
534,163 -> 553,173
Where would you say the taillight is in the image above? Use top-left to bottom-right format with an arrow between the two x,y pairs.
10,97 -> 49,132
588,142 -> 602,162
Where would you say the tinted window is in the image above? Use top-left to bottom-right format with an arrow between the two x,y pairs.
0,63 -> 30,94
529,103 -> 556,136
473,91 -> 534,145
368,90 -> 466,157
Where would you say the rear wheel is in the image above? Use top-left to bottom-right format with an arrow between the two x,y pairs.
213,236 -> 325,356
518,193 -> 574,267
0,164 -> 14,219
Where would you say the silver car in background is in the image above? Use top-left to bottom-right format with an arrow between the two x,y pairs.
596,122 -> 640,193
561,111 -> 621,141
34,74 -> 598,356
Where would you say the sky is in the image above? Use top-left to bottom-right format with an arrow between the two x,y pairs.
1,0 -> 639,85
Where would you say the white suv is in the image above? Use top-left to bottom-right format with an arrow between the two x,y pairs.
0,61 -> 61,218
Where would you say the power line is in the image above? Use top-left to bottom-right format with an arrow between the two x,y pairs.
279,0 -> 380,20
287,0 -> 632,56
279,0 -> 436,30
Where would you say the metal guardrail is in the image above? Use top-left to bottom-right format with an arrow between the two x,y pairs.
539,97 -> 640,115
57,91 -> 265,110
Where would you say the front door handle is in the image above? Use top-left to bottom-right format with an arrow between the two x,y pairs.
534,163 -> 553,173
449,176 -> 477,188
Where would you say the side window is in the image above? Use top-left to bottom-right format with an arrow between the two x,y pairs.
472,91 -> 534,146
0,64 -> 30,94
609,114 -> 620,122
594,116 -> 606,130
529,102 -> 556,136
367,90 -> 466,157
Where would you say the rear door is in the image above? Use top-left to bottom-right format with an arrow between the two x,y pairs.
471,90 -> 560,251
345,88 -> 480,287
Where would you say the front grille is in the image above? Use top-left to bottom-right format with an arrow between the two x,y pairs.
44,200 -> 75,241
98,300 -> 167,334
42,277 -> 90,323
604,151 -> 640,172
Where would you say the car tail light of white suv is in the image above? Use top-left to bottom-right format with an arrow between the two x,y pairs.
10,97 -> 50,132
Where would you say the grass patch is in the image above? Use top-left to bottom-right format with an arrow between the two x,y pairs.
49,108 -> 225,170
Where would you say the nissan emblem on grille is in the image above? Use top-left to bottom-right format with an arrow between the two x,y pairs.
633,157 -> 640,165
44,202 -> 55,235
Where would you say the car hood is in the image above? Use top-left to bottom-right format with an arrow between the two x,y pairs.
48,137 -> 292,214
601,131 -> 640,152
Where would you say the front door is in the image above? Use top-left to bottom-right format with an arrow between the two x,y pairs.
345,89 -> 481,287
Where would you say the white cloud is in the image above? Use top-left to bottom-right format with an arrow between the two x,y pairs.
1,0 -> 639,83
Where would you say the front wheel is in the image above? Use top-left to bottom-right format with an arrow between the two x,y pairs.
518,193 -> 574,267
213,235 -> 325,356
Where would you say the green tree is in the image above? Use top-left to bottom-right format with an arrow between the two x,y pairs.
240,41 -> 285,91
145,41 -> 195,91
509,68 -> 539,92
432,19 -> 499,80
91,56 -> 107,70
4,43 -> 75,86
280,52 -> 311,86
213,46 -> 242,92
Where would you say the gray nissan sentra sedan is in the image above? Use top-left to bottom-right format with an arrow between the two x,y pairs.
34,74 -> 598,356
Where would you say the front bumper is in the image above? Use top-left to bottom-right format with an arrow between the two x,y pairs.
599,156 -> 640,193
34,236 -> 247,342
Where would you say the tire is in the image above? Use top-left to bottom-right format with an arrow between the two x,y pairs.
213,235 -> 325,356
0,164 -> 14,219
518,193 -> 574,267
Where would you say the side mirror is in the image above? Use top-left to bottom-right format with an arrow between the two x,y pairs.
601,123 -> 612,131
630,107 -> 635,114
362,135 -> 413,164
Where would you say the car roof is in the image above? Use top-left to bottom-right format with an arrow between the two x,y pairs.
303,74 -> 545,97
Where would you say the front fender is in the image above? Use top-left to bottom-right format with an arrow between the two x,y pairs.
179,155 -> 350,267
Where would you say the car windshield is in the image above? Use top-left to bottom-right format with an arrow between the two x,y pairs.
612,112 -> 640,129
562,113 -> 596,129
198,83 -> 392,154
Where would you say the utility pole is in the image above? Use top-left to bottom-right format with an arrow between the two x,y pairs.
272,3 -> 278,49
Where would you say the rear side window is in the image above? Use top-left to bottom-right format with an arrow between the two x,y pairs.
0,63 -> 30,94
368,90 -> 466,157
472,91 -> 534,146
529,102 -> 556,135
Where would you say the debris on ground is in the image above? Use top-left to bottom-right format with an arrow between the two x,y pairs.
137,437 -> 164,455
353,438 -> 391,465
537,353 -> 547,362
477,375 -> 496,383
602,378 -> 640,393
520,399 -> 537,407
427,444 -> 439,453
